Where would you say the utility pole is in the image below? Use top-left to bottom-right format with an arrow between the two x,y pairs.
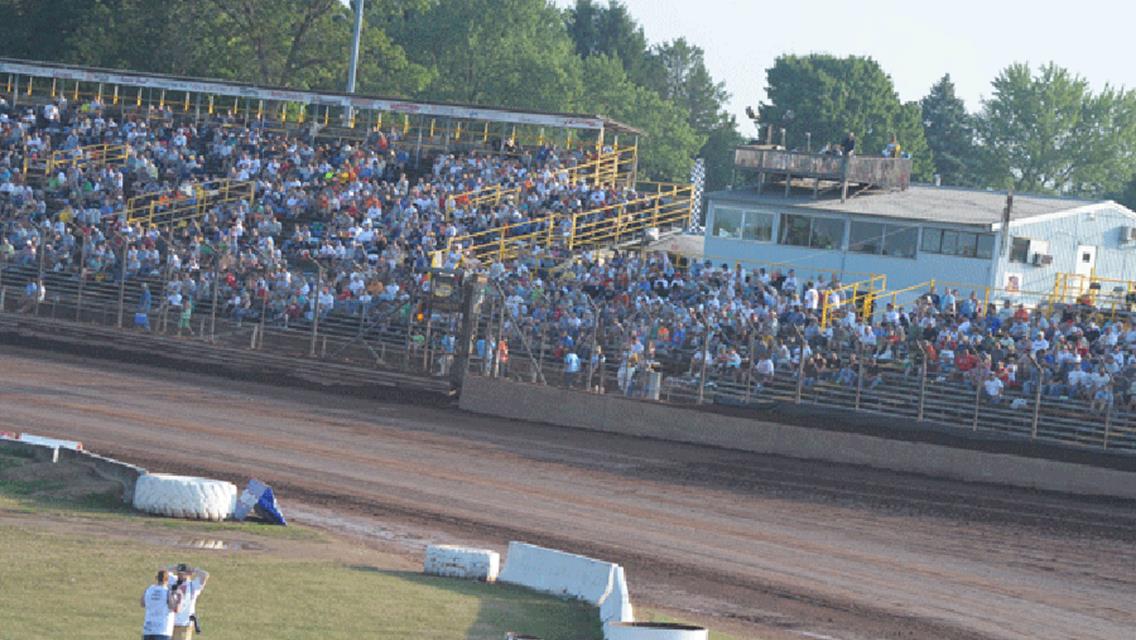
345,0 -> 365,124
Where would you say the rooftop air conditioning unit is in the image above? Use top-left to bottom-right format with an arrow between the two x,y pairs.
1032,253 -> 1054,266
1123,226 -> 1136,243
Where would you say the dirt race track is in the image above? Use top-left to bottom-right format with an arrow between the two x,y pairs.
2,345 -> 1135,640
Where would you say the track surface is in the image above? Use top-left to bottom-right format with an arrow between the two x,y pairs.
2,345 -> 1135,640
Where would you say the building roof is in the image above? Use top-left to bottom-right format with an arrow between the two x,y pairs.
708,184 -> 1108,228
0,57 -> 644,135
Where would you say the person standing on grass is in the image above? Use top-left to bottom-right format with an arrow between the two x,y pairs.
141,569 -> 182,640
170,563 -> 209,640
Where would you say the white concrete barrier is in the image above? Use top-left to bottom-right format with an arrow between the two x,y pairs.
498,542 -> 616,605
424,544 -> 500,582
18,433 -> 83,451
599,564 -> 634,624
604,622 -> 708,640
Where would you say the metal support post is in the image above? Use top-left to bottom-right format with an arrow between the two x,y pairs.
697,331 -> 712,404
117,239 -> 127,328
309,264 -> 322,357
1030,360 -> 1044,440
917,356 -> 928,422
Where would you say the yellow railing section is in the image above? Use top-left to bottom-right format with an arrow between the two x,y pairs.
434,182 -> 693,265
1050,272 -> 1136,317
25,143 -> 129,177
451,183 -> 522,213
10,74 -> 628,155
442,147 -> 638,223
561,146 -> 637,189
125,179 -> 255,228
860,280 -> 935,320
819,274 -> 888,328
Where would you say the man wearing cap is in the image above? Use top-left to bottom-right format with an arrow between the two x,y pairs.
169,563 -> 209,639
141,569 -> 182,640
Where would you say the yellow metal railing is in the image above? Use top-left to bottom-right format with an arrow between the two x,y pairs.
819,274 -> 888,328
435,182 -> 693,265
442,147 -> 638,223
1050,272 -> 1136,318
25,143 -> 129,177
125,179 -> 255,228
7,72 -> 623,155
449,183 -> 522,215
861,280 -> 935,320
933,280 -> 1052,318
561,146 -> 637,189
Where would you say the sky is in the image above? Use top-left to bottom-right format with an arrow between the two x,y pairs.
552,0 -> 1136,137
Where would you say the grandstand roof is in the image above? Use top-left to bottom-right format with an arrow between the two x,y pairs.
709,184 -> 1113,228
0,58 -> 644,135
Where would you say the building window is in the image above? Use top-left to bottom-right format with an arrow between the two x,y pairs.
921,228 -> 942,253
779,214 -> 811,246
712,207 -> 773,242
849,221 -> 884,254
1009,237 -> 1030,263
849,221 -> 916,258
780,214 -> 845,250
810,217 -> 845,249
922,228 -> 996,260
741,212 -> 773,242
976,234 -> 995,259
712,207 -> 743,239
883,225 -> 919,258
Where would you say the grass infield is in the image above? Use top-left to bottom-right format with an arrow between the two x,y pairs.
0,450 -> 602,640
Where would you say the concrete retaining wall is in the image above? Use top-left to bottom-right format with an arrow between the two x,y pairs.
0,437 -> 145,502
498,541 -> 617,605
460,376 -> 1136,500
423,544 -> 500,582
57,447 -> 146,502
0,438 -> 60,462
600,564 -> 634,625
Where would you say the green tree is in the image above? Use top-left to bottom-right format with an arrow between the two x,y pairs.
565,0 -> 649,81
0,0 -> 429,95
643,38 -> 739,190
976,62 -> 1136,195
390,0 -> 582,111
920,74 -> 977,186
758,54 -> 933,179
576,55 -> 703,181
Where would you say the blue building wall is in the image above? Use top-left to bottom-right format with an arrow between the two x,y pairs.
993,204 -> 1136,300
703,197 -> 997,292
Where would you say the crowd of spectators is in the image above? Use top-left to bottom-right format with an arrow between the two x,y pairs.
3,95 -> 1134,422
0,96 -> 649,340
484,248 -> 1136,418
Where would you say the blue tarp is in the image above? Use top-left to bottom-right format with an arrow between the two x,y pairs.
233,478 -> 287,525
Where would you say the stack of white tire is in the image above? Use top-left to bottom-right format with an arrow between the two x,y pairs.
132,473 -> 237,521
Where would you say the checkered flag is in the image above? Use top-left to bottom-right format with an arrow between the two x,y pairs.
689,158 -> 706,227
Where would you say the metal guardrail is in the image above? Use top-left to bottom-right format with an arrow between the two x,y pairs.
0,262 -> 452,386
468,286 -> 1136,455
435,182 -> 693,265
24,143 -> 130,178
124,179 -> 255,227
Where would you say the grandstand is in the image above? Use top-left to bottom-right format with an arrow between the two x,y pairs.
3,57 -> 1136,464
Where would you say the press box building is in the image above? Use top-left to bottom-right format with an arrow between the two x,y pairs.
703,147 -> 1136,303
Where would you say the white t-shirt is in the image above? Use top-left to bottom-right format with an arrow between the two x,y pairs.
142,584 -> 175,636
984,377 -> 1004,398
174,577 -> 205,626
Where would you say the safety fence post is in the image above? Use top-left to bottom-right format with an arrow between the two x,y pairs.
917,350 -> 928,422
116,240 -> 127,328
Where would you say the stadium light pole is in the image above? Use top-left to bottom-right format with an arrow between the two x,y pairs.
345,0 -> 365,123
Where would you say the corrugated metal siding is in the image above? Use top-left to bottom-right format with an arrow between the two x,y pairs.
995,205 -> 1136,295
